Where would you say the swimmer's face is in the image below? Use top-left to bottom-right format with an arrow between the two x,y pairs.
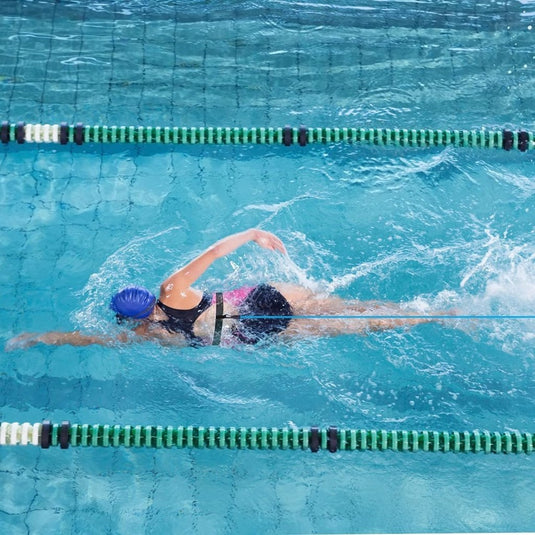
116,311 -> 155,325
115,314 -> 129,325
115,314 -> 144,325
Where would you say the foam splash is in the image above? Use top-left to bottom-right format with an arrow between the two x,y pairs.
323,252 -> 405,294
459,226 -> 535,315
411,232 -> 535,352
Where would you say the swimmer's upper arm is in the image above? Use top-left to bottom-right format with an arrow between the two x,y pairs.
161,247 -> 218,294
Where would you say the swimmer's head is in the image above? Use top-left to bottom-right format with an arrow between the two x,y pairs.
110,286 -> 156,321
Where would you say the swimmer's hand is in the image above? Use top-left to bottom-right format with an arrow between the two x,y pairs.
5,333 -> 40,351
252,229 -> 287,255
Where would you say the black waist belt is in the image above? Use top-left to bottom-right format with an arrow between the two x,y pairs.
212,293 -> 244,345
212,292 -> 224,345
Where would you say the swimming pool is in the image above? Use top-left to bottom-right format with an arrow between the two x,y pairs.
1,0 -> 535,533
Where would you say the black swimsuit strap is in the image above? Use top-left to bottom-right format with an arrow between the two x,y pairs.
212,292 -> 224,345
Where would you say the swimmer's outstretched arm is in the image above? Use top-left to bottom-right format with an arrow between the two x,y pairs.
5,331 -> 128,351
161,229 -> 286,297
6,326 -> 188,351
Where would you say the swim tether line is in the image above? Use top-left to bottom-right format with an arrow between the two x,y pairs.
228,314 -> 535,320
0,421 -> 533,454
1,121 -> 534,151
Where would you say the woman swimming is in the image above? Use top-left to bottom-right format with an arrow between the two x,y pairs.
6,229 -> 445,350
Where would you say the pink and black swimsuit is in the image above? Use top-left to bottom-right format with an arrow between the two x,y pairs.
157,284 -> 293,346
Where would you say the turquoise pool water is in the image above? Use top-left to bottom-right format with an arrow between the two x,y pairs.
1,1 -> 535,533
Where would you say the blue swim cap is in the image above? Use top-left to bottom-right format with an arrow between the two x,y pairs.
110,286 -> 156,319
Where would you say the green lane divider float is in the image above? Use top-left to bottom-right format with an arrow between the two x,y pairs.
1,121 -> 534,150
0,421 -> 533,454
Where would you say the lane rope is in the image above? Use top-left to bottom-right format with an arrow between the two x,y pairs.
0,421 -> 532,454
1,122 -> 533,150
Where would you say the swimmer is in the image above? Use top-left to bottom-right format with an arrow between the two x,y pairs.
6,229 -> 447,350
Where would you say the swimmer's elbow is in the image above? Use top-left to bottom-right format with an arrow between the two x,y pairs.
40,331 -> 113,347
207,243 -> 224,261
68,331 -> 135,346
